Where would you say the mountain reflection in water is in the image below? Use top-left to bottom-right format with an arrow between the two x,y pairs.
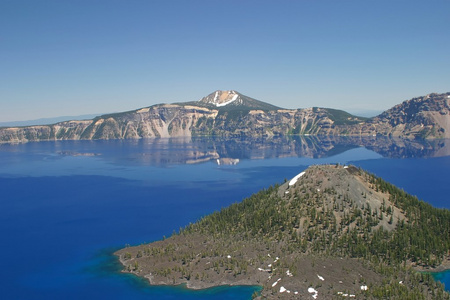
52,136 -> 450,166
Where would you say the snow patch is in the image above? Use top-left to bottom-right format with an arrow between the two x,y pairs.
272,278 -> 281,287
279,286 -> 286,293
308,287 -> 318,299
360,285 -> 368,291
317,274 -> 324,281
286,270 -> 293,277
289,172 -> 305,186
338,293 -> 356,298
216,93 -> 239,107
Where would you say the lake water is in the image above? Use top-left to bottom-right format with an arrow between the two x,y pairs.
0,136 -> 448,299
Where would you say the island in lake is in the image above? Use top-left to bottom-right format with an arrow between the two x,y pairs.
115,164 -> 450,299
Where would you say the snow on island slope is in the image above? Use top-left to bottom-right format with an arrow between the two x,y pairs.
289,171 -> 305,186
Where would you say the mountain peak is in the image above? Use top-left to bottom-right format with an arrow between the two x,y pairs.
195,90 -> 281,111
198,90 -> 242,107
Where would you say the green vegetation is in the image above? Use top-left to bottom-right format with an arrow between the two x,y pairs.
184,169 -> 449,267
117,165 -> 449,299
319,107 -> 368,125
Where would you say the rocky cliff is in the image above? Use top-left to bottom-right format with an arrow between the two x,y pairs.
341,92 -> 450,139
1,91 -> 449,143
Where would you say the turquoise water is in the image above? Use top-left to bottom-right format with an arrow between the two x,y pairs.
433,270 -> 450,291
0,137 -> 448,299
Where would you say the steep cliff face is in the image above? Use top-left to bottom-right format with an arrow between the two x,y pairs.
373,93 -> 450,138
78,104 -> 218,139
0,120 -> 92,143
0,105 -> 218,143
337,92 -> 450,138
0,91 -> 449,143
191,106 -> 362,137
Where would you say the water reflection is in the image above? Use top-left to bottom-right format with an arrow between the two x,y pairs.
1,136 -> 449,167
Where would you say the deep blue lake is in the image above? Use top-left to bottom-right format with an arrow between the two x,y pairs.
0,136 -> 448,299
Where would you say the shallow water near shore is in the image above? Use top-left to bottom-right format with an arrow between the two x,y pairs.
432,270 -> 450,291
0,137 -> 448,299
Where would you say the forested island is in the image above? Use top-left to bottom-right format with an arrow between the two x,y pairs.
115,165 -> 450,299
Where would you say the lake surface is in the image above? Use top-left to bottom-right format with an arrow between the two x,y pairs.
0,136 -> 449,299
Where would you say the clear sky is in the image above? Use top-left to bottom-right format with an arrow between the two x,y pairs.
1,0 -> 449,122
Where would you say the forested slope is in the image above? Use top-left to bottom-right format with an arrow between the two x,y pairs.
116,165 -> 450,299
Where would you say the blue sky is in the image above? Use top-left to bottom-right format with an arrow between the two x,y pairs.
1,0 -> 449,122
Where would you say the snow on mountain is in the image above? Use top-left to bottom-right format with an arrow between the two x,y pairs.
198,90 -> 243,107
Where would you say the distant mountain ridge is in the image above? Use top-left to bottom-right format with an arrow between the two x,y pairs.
0,91 -> 449,143
0,114 -> 101,127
